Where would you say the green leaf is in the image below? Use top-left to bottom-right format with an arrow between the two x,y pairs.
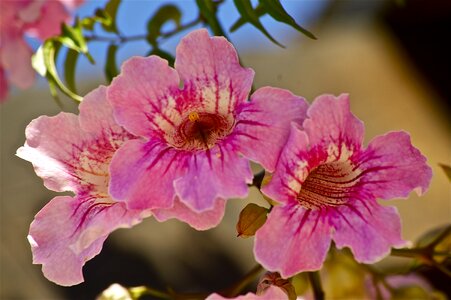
259,0 -> 316,39
196,0 -> 225,36
149,47 -> 175,67
64,48 -> 79,93
146,4 -> 181,46
103,0 -> 121,33
233,0 -> 283,47
105,44 -> 118,83
42,40 -> 83,102
230,3 -> 266,32
59,20 -> 88,53
439,163 -> 451,182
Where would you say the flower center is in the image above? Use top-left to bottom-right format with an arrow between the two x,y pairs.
170,111 -> 233,151
297,161 -> 359,210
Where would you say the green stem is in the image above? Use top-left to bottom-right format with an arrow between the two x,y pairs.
86,16 -> 201,44
308,272 -> 325,300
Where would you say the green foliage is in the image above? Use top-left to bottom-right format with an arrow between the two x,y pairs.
105,44 -> 119,83
259,0 -> 316,39
146,4 -> 182,46
231,0 -> 317,46
196,0 -> 225,36
233,0 -> 283,47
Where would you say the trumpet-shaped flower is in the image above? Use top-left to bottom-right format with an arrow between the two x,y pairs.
16,87 -> 150,286
255,94 -> 432,277
0,0 -> 82,101
108,29 -> 308,217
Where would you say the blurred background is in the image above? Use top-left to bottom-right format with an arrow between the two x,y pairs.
1,0 -> 450,299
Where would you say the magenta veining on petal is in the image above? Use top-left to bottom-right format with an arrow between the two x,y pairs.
297,160 -> 358,210
169,111 -> 234,151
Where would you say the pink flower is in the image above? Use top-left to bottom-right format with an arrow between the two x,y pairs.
107,29 -> 308,226
16,87 -> 150,286
254,94 -> 432,277
0,0 -> 82,101
206,286 -> 289,300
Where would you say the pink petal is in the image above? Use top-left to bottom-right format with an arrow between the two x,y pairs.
254,203 -> 332,277
108,56 -> 180,139
25,0 -> 69,40
303,94 -> 364,154
153,198 -> 226,231
109,139 -> 184,210
331,198 -> 406,263
234,87 -> 308,172
175,29 -> 254,114
16,113 -> 88,192
206,286 -> 288,300
0,67 -> 8,101
0,36 -> 34,89
79,85 -> 126,136
261,123 -> 312,205
358,131 -> 432,200
28,195 -> 148,286
174,144 -> 252,212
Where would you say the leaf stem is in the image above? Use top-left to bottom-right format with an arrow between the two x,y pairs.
86,16 -> 202,44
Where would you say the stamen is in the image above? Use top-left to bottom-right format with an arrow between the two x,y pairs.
188,111 -> 200,122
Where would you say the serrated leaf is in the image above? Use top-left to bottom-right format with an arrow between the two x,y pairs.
439,163 -> 451,182
64,48 -> 79,92
236,203 -> 268,238
196,0 -> 225,36
105,44 -> 118,83
149,47 -> 175,67
233,0 -> 283,47
146,4 -> 181,46
259,0 -> 316,39
103,0 -> 121,33
230,3 -> 266,32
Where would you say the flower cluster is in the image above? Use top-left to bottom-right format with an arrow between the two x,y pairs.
0,0 -> 82,101
18,28 -> 432,287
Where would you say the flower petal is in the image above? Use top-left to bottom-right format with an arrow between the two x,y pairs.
109,139 -> 184,210
234,87 -> 308,172
254,203 -> 332,277
25,0 -> 69,40
303,94 -> 364,155
16,113 -> 87,192
28,195 -> 148,286
206,286 -> 288,300
174,144 -> 252,212
357,131 -> 432,200
175,29 -> 254,114
331,198 -> 406,263
108,56 -> 180,138
261,123 -> 312,205
79,85 -> 127,136
153,198 -> 226,231
0,36 -> 34,89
